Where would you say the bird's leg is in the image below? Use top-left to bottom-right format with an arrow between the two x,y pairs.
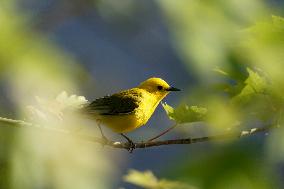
120,133 -> 136,153
96,120 -> 109,145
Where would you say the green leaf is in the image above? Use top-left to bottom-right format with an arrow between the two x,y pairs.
245,15 -> 284,45
161,103 -> 175,118
232,68 -> 268,104
162,103 -> 207,124
245,68 -> 267,93
271,15 -> 284,28
124,169 -> 195,189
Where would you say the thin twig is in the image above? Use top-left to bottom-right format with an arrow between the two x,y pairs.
148,123 -> 178,141
0,117 -> 277,151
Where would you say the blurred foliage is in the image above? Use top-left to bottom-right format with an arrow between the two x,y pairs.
0,1 -> 116,189
231,68 -> 268,104
162,67 -> 274,131
158,0 -> 267,81
157,1 -> 284,189
168,142 -> 279,189
124,169 -> 196,189
26,91 -> 88,123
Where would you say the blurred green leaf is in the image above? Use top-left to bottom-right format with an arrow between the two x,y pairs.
245,68 -> 267,93
26,91 -> 88,123
232,68 -> 268,104
124,169 -> 195,189
246,15 -> 284,44
170,142 -> 278,189
162,103 -> 207,124
212,65 -> 247,97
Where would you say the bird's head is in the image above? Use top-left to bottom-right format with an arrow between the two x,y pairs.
138,77 -> 180,100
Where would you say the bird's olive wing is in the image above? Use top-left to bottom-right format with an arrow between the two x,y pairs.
84,90 -> 142,115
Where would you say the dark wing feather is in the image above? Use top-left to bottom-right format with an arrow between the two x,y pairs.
83,89 -> 142,115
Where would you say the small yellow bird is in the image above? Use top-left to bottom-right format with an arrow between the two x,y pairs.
82,77 -> 180,147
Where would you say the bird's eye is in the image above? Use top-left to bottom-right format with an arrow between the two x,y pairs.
157,85 -> 163,90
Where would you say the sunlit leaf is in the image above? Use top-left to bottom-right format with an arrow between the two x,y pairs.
246,15 -> 284,44
26,91 -> 88,122
245,68 -> 267,93
162,103 -> 207,124
124,169 -> 195,189
232,68 -> 268,104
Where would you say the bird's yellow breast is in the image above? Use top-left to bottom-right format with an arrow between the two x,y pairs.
98,92 -> 160,133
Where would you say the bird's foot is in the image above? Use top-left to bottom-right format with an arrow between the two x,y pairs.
120,133 -> 136,153
127,140 -> 136,153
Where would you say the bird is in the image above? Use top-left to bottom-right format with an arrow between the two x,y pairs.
82,77 -> 180,151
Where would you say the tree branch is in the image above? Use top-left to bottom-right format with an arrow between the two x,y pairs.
0,117 -> 277,151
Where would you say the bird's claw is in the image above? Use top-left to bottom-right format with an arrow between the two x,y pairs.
127,141 -> 136,153
120,133 -> 136,153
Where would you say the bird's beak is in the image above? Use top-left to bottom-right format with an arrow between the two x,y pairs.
166,87 -> 181,91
